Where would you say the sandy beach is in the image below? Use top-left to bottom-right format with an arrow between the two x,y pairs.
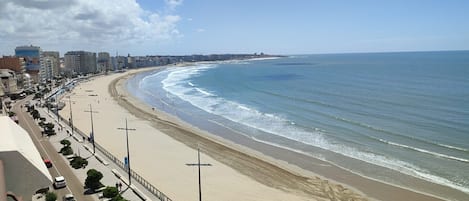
59,67 -> 452,201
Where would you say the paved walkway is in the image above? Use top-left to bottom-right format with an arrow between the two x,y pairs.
25,98 -> 170,201
14,97 -> 94,201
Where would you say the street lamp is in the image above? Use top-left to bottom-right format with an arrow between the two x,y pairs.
117,118 -> 136,186
186,147 -> 212,201
84,104 -> 98,154
68,96 -> 74,136
55,96 -> 60,124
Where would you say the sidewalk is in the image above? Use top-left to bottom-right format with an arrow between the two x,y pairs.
35,103 -> 170,201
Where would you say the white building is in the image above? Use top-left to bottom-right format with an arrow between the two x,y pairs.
0,69 -> 18,96
43,51 -> 60,78
42,56 -> 59,81
0,116 -> 52,200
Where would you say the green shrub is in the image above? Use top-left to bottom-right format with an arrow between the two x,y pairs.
70,156 -> 88,169
103,186 -> 119,198
60,146 -> 74,155
44,123 -> 56,136
85,169 -> 104,190
111,195 -> 128,201
45,192 -> 57,201
8,111 -> 15,117
60,139 -> 71,147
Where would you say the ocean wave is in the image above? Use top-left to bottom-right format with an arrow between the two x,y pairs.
378,139 -> 469,163
195,87 -> 215,97
437,143 -> 469,153
158,64 -> 469,195
321,114 -> 469,157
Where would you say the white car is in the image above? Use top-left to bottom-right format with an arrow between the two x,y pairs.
53,176 -> 67,189
63,194 -> 75,201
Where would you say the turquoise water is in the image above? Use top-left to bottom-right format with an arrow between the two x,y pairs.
128,51 -> 469,197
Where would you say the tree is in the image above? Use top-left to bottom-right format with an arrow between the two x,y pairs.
34,92 -> 42,99
60,139 -> 73,155
8,111 -> 15,117
45,192 -> 57,201
60,139 -> 71,147
44,123 -> 56,135
85,169 -> 104,190
111,195 -> 128,201
70,156 -> 88,169
60,146 -> 74,155
32,109 -> 40,120
27,105 -> 34,112
103,186 -> 119,198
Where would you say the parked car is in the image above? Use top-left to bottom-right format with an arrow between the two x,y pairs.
53,176 -> 66,189
63,193 -> 75,201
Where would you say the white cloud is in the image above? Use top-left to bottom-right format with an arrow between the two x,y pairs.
165,0 -> 183,11
196,28 -> 205,33
0,0 -> 182,55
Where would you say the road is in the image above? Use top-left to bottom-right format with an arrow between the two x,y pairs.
13,96 -> 95,201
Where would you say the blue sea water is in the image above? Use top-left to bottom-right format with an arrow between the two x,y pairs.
127,51 -> 469,197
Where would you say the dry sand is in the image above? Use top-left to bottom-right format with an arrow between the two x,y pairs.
59,67 -> 448,201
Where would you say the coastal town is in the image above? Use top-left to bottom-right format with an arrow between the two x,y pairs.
1,45 -> 294,201
1,44 -> 276,100
2,1 -> 468,201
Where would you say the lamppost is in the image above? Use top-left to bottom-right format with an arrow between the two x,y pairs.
55,95 -> 60,124
117,118 -> 136,186
68,96 -> 74,136
84,104 -> 98,154
186,147 -> 212,201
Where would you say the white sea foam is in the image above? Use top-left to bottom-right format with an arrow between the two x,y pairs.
437,143 -> 469,152
379,139 -> 469,163
159,64 -> 469,195
195,88 -> 215,97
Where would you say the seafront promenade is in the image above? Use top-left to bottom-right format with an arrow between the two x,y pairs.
14,92 -> 171,201
49,106 -> 172,201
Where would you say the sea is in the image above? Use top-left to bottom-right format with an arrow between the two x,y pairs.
127,51 -> 469,199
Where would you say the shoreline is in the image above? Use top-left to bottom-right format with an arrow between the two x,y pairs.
59,65 -> 463,201
111,69 -> 366,200
112,67 -> 454,200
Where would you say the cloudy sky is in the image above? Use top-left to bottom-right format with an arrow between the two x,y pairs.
0,0 -> 468,56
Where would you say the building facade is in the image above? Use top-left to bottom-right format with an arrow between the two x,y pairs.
0,56 -> 27,88
43,51 -> 60,78
0,56 -> 25,73
42,56 -> 58,81
0,69 -> 18,96
97,52 -> 111,72
15,45 -> 43,83
64,51 -> 97,75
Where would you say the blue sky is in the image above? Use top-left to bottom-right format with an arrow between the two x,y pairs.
143,0 -> 469,54
0,0 -> 468,55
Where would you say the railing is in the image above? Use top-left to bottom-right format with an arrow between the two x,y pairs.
60,117 -> 173,201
